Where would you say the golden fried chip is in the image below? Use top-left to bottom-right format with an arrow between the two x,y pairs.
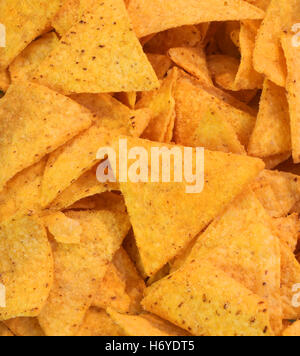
38,210 -> 131,336
0,81 -> 93,191
4,318 -> 44,337
43,212 -> 82,244
128,0 -> 265,38
35,0 -> 159,94
248,79 -> 291,157
142,260 -> 273,336
93,248 -> 145,314
9,33 -> 59,82
116,136 -> 264,276
146,54 -> 173,80
0,215 -> 53,320
0,0 -> 63,69
51,0 -> 81,36
107,309 -> 190,336
272,214 -> 299,252
186,190 -> 282,334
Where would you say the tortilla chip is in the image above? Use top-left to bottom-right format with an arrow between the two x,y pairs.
128,0 -> 265,38
51,0 -> 81,36
0,0 -> 63,69
0,81 -> 93,192
34,0 -> 159,94
272,214 -> 300,252
116,136 -> 264,276
186,190 -> 282,334
280,243 -> 300,320
115,92 -> 137,110
144,25 -> 203,54
138,68 -> 178,142
38,210 -> 131,336
142,260 -> 273,336
0,159 -> 46,223
282,32 -> 300,163
174,75 -> 256,147
0,69 -> 10,92
107,309 -> 190,336
146,54 -> 173,80
93,248 -> 145,314
43,212 -> 82,244
248,79 -> 291,157
215,22 -> 241,58
245,0 -> 270,10
168,47 -> 213,86
0,215 -> 53,320
282,320 -> 300,336
263,153 -> 291,170
76,308 -> 124,336
9,32 -> 59,82
0,323 -> 13,336
4,318 -> 44,337
253,0 -> 287,87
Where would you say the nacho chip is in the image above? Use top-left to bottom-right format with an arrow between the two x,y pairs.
4,318 -> 44,337
248,80 -> 291,157
0,323 -> 13,336
186,190 -> 282,334
0,81 -> 93,192
43,212 -> 82,244
282,320 -> 300,336
0,69 -> 10,92
35,0 -> 159,94
168,47 -> 213,86
138,68 -> 178,142
0,0 -> 63,69
174,75 -> 256,147
128,0 -> 265,38
272,214 -> 300,252
280,243 -> 300,320
93,248 -> 145,314
142,260 -> 273,336
0,159 -> 46,223
51,0 -> 81,36
38,210 -> 131,336
9,32 -> 59,82
146,54 -> 173,80
253,0 -> 287,87
116,136 -> 264,276
0,215 -> 53,320
76,308 -> 124,336
107,309 -> 190,336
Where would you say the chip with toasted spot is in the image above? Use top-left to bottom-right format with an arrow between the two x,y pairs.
0,81 -> 93,192
51,0 -> 81,36
35,0 -> 159,94
0,215 -> 53,321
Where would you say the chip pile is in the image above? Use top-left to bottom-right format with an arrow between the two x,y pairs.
1,0 -> 300,337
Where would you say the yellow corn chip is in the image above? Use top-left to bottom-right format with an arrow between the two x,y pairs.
128,0 -> 265,38
248,79 -> 291,157
116,136 -> 264,276
0,323 -> 13,336
146,54 -> 173,80
107,309 -> 190,336
35,0 -> 159,94
51,0 -> 81,36
282,320 -> 300,336
253,0 -> 287,87
0,81 -> 93,192
9,32 -> 59,82
43,212 -> 82,244
4,318 -> 44,337
272,214 -> 300,252
76,308 -> 124,336
0,215 -> 53,320
38,210 -> 131,336
186,190 -> 282,334
143,260 -> 273,336
168,47 -> 213,86
0,0 -> 63,69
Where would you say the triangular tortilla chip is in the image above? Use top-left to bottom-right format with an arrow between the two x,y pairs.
142,260 -> 273,336
107,309 -> 190,336
0,215 -> 53,320
186,190 -> 282,334
0,0 -> 63,69
248,79 -> 291,157
146,54 -> 173,80
116,136 -> 264,276
128,0 -> 265,38
4,318 -> 44,337
38,210 -> 131,336
253,0 -> 287,87
34,0 -> 159,94
0,81 -> 93,192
